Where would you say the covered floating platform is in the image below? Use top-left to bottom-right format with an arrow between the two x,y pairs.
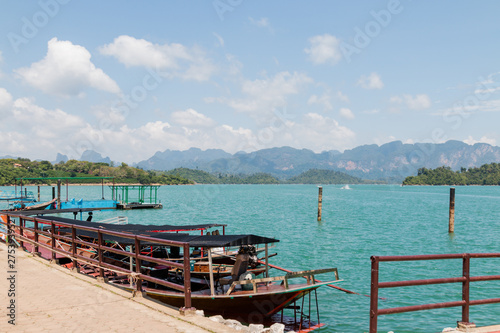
110,185 -> 163,210
12,178 -> 164,211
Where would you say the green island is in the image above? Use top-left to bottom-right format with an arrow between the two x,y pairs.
0,158 -> 384,185
402,163 -> 500,185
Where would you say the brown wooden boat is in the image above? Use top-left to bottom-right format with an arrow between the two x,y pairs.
111,268 -> 340,321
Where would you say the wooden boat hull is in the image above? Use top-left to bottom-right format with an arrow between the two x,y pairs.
114,282 -> 325,320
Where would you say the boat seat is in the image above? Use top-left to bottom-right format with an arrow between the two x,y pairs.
219,253 -> 249,286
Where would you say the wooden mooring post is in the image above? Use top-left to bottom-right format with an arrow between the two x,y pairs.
317,186 -> 323,221
449,187 -> 455,233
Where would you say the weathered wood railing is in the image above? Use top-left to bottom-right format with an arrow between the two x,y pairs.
370,253 -> 500,333
226,268 -> 340,295
1,213 -> 193,309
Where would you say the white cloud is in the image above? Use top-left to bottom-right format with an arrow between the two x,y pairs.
14,38 -> 120,97
171,108 -> 217,127
0,97 -> 357,162
0,88 -> 13,115
390,94 -> 431,110
0,50 -> 3,77
305,34 -> 342,65
463,135 -> 496,146
357,72 -> 384,90
214,71 -> 313,122
362,109 -> 380,114
213,32 -> 224,47
0,98 -> 90,158
308,93 -> 332,111
337,91 -> 349,103
339,107 -> 355,119
286,113 -> 355,151
434,99 -> 500,117
99,35 -> 216,81
249,17 -> 270,28
474,71 -> 500,95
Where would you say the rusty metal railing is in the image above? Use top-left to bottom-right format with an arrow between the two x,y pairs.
370,253 -> 500,332
1,213 -> 193,309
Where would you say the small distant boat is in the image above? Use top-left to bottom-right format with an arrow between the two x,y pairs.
340,185 -> 351,190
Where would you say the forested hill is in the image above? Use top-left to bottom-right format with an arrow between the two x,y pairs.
165,168 -> 280,184
402,163 -> 500,185
287,169 -> 367,184
0,159 -> 192,185
0,159 -> 381,185
166,167 -> 381,184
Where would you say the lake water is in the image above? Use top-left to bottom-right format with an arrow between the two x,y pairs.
2,184 -> 500,332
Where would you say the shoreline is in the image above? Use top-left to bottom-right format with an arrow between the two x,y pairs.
0,183 -> 193,187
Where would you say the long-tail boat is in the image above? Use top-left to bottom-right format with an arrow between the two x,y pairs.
0,212 -> 342,330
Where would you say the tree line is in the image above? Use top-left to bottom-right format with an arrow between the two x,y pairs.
0,159 -> 193,185
0,158 -> 384,186
402,163 -> 500,185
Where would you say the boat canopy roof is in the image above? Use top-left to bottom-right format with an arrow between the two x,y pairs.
20,215 -> 278,247
21,215 -> 227,232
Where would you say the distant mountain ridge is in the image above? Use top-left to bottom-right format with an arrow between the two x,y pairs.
135,141 -> 500,182
138,148 -> 231,171
70,140 -> 500,183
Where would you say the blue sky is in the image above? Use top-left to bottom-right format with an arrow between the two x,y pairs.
0,1 -> 499,163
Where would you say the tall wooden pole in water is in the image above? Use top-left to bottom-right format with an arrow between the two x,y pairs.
317,186 -> 323,221
449,187 -> 455,233
57,179 -> 61,209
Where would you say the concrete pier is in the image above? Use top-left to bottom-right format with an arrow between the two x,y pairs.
0,242 -> 237,332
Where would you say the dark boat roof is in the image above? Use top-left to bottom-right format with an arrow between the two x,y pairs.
32,215 -> 278,247
30,215 -> 226,232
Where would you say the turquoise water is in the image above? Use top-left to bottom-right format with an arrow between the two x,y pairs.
2,184 -> 500,332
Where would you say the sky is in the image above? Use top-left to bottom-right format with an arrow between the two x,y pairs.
1,1 -> 500,163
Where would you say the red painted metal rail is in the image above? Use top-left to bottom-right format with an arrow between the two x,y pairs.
1,213 -> 193,310
370,253 -> 500,333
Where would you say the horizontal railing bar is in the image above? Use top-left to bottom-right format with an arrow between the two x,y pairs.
379,277 -> 466,288
378,300 -> 466,315
469,253 -> 500,258
470,298 -> 500,306
137,254 -> 184,269
373,254 -> 465,262
138,274 -> 185,292
1,218 -> 189,276
470,275 -> 500,282
98,245 -> 131,258
6,215 -> 186,248
373,253 -> 500,263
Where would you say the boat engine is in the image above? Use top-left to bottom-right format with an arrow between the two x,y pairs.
238,245 -> 258,268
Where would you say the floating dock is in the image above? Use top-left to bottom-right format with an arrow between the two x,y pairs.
116,202 -> 163,209
111,185 -> 163,210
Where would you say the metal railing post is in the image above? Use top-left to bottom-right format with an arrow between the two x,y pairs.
18,217 -> 24,248
98,231 -> 104,278
183,243 -> 192,309
6,214 -> 12,243
50,221 -> 56,261
462,254 -> 470,323
370,256 -> 380,333
135,237 -> 142,293
34,219 -> 39,253
71,226 -> 78,270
